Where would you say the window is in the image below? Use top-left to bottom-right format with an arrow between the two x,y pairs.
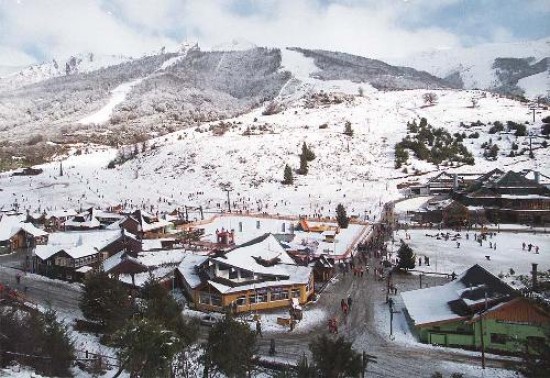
527,336 -> 545,350
271,290 -> 289,301
199,292 -> 222,306
250,293 -> 267,303
229,268 -> 238,280
235,296 -> 247,306
490,333 -> 508,344
291,289 -> 301,298
241,270 -> 253,279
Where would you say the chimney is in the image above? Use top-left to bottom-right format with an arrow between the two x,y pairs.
534,171 -> 540,184
532,263 -> 538,290
453,174 -> 458,190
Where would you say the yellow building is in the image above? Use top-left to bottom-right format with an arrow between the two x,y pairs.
177,233 -> 314,313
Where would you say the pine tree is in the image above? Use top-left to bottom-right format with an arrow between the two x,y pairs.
309,335 -> 362,378
302,142 -> 315,161
115,318 -> 181,378
205,316 -> 257,378
397,242 -> 416,271
336,204 -> 349,229
297,154 -> 308,175
344,121 -> 354,137
283,164 -> 294,184
79,270 -> 133,333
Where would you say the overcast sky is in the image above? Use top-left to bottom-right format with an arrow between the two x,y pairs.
0,0 -> 548,66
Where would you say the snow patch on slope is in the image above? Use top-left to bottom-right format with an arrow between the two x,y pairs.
394,38 -> 550,90
78,78 -> 143,125
518,71 -> 550,99
277,48 -> 375,102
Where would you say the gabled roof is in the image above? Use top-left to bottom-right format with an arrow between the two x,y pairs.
35,244 -> 99,260
490,171 -> 541,190
212,233 -> 297,277
36,231 -> 137,261
402,264 -> 516,327
102,251 -> 148,274
14,223 -> 48,238
473,168 -> 503,184
123,210 -> 172,232
177,254 -> 209,289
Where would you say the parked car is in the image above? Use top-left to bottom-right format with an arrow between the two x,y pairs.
200,314 -> 219,327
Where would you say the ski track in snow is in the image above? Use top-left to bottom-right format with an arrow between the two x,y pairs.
78,78 -> 143,125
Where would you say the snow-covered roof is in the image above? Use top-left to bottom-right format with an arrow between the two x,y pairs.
101,250 -> 147,273
34,229 -> 123,259
212,234 -> 298,277
141,239 -> 163,251
206,264 -> 312,294
177,254 -> 209,289
0,214 -> 27,240
0,221 -> 48,241
75,266 -> 93,273
402,264 -> 515,327
63,216 -> 101,229
138,249 -> 188,266
47,229 -> 120,249
46,209 -> 78,219
34,244 -> 99,260
402,279 -> 467,326
16,223 -> 48,237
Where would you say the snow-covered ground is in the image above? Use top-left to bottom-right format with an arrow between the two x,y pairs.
1,88 -> 548,223
78,78 -> 144,125
198,215 -> 366,256
390,228 -> 549,277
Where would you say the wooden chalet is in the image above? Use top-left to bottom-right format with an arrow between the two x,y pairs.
454,170 -> 550,224
402,265 -> 550,354
0,222 -> 48,253
101,251 -> 149,287
119,210 -> 173,239
33,230 -> 141,281
177,233 -> 314,314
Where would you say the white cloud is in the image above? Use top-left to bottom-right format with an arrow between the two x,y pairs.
0,0 -> 175,64
184,0 -> 461,59
1,0 -> 537,67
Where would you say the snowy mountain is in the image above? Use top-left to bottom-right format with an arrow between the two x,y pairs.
0,46 -> 453,145
392,38 -> 550,99
289,48 -> 454,90
0,53 -> 132,92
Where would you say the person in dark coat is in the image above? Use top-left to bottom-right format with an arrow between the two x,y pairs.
347,295 -> 353,310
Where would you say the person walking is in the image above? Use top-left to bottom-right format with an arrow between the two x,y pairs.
341,299 -> 346,312
256,320 -> 263,338
347,295 -> 353,310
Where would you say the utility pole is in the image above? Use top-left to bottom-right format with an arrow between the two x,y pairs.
480,312 -> 486,369
222,187 -> 233,213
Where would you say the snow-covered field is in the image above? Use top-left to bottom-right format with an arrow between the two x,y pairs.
390,228 -> 549,277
